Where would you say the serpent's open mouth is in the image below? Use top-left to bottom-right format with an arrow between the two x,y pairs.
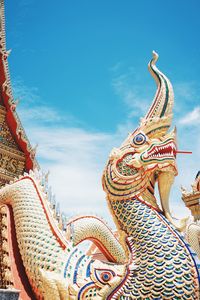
141,140 -> 177,162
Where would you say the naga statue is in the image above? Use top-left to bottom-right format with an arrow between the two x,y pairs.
0,0 -> 200,299
182,171 -> 200,259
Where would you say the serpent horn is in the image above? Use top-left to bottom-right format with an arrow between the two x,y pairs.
140,51 -> 174,138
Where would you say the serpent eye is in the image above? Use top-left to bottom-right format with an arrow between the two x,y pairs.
101,272 -> 112,282
95,269 -> 115,284
133,133 -> 146,145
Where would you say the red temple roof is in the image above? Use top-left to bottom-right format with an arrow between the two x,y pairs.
0,0 -> 37,172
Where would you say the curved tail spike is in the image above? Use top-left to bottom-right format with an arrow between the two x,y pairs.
140,51 -> 174,137
66,216 -> 127,263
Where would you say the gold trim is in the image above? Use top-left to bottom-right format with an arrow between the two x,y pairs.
0,144 -> 25,160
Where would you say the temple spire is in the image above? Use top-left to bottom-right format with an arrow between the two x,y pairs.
0,0 -> 38,187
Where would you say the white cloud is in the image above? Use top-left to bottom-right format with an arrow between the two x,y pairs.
13,79 -> 78,125
110,62 -> 155,119
22,123 -> 120,224
179,106 -> 200,125
28,126 -> 113,164
173,82 -> 200,118
12,79 -> 40,104
112,74 -> 149,117
174,82 -> 197,100
18,106 -> 63,123
13,80 -> 117,221
109,62 -> 123,72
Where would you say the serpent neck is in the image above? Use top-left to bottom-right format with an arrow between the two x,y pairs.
108,197 -> 199,299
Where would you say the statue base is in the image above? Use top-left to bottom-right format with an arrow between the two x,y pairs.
0,289 -> 20,300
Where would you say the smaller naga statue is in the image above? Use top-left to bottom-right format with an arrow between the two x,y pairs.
182,171 -> 200,259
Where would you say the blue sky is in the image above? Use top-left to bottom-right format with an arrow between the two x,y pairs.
5,0 -> 200,223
